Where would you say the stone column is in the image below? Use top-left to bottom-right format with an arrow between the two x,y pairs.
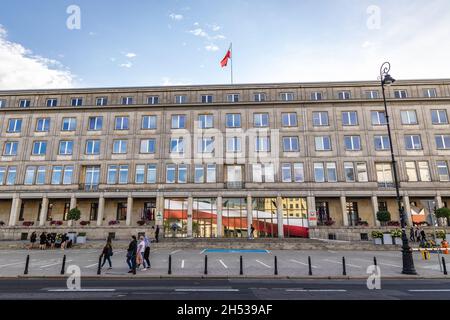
371,195 -> 380,227
247,194 -> 253,238
126,195 -> 133,226
307,196 -> 317,227
340,195 -> 349,227
156,193 -> 164,226
276,195 -> 284,238
216,195 -> 223,238
97,194 -> 105,227
68,194 -> 77,227
8,194 -> 21,226
187,196 -> 193,238
436,194 -> 443,209
403,195 -> 412,226
39,196 -> 49,226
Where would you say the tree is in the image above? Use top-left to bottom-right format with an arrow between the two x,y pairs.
376,210 -> 391,226
67,208 -> 81,226
435,207 -> 450,219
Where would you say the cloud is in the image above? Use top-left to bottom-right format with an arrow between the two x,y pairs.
125,52 -> 137,58
169,13 -> 183,21
0,24 -> 74,90
189,28 -> 208,38
208,24 -> 221,32
119,62 -> 133,68
205,44 -> 219,52
161,77 -> 191,86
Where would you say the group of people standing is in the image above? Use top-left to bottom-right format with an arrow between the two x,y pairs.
29,231 -> 71,250
126,235 -> 152,273
410,226 -> 427,243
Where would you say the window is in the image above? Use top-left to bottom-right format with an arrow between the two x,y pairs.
280,92 -> 294,101
122,97 -> 133,105
281,112 -> 297,127
366,90 -> 379,99
431,110 -> 448,125
135,165 -> 145,184
435,135 -> 450,149
282,163 -> 292,182
170,138 -> 184,153
194,164 -> 216,183
46,99 -> 57,107
171,115 -> 186,129
115,116 -> 129,130
178,164 -> 187,183
0,99 -> 6,108
3,142 -> 18,156
201,95 -> 213,103
198,114 -> 213,129
254,113 -> 269,127
281,163 -> 304,183
376,163 -> 393,185
88,116 -> 103,131
51,166 -> 63,185
404,135 -> 422,150
338,91 -> 351,100
226,137 -> 241,152
254,93 -> 266,102
71,98 -> 83,106
147,96 -> 159,104
401,110 -> 418,125
19,99 -> 31,108
0,167 -> 5,185
7,119 -> 22,133
32,141 -> 47,155
36,118 -> 50,132
326,162 -> 337,182
58,140 -> 73,155
356,162 -> 368,182
24,166 -> 36,185
147,164 -> 157,183
374,135 -> 390,150
85,166 -> 100,187
198,138 -> 215,153
437,161 -> 450,181
90,203 -> 98,221
207,164 -> 216,183
227,94 -> 239,103
255,136 -> 270,152
85,140 -> 101,155
344,136 -> 361,151
113,140 -> 127,154
283,137 -> 299,152
141,115 -> 157,129
96,97 -> 107,106
61,118 -> 76,131
423,88 -> 437,98
116,203 -> 127,221
311,92 -> 322,101
418,161 -> 431,182
312,112 -> 329,126
315,136 -> 331,151
371,111 -> 387,125
36,166 -> 46,184
6,166 -> 16,185
314,162 -> 337,182
394,90 -> 408,99
195,165 -> 204,183
405,162 -> 418,182
135,164 -> 157,184
140,139 -> 156,154
342,111 -> 358,126
107,165 -> 129,184
175,95 -> 187,104
344,162 -> 355,182
226,113 -> 241,128
252,163 -> 275,183
63,166 -> 74,184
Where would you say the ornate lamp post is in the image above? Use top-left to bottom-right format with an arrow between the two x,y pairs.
379,62 -> 417,275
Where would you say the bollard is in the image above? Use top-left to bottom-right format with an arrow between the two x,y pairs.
24,255 -> 30,275
60,254 -> 66,275
168,254 -> 172,275
342,257 -> 347,276
443,257 -> 448,275
308,256 -> 312,276
240,256 -> 243,275
97,254 -> 102,275
373,256 -> 377,266
204,255 -> 208,275
274,256 -> 278,275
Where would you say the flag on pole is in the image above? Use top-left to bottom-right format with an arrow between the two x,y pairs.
220,44 -> 232,68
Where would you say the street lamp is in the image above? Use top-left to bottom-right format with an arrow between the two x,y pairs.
379,62 -> 417,275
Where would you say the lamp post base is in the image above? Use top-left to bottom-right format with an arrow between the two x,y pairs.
401,235 -> 417,275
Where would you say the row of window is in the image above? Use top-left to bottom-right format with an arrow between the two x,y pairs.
4,109 -> 449,135
2,160 -> 450,186
2,88 -> 440,109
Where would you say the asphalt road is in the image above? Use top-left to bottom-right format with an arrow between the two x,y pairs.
0,278 -> 450,300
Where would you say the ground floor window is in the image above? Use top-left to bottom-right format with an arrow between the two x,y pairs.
142,200 -> 156,221
346,201 -> 359,226
193,198 -> 217,238
222,198 -> 247,237
316,201 -> 330,225
63,202 -> 70,221
90,203 -> 98,221
116,202 -> 127,221
282,197 -> 307,237
252,198 -> 278,237
164,198 -> 188,238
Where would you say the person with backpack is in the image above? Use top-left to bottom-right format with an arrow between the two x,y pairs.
101,239 -> 113,269
126,235 -> 137,273
29,232 -> 37,249
39,232 -> 47,250
143,235 -> 151,269
136,236 -> 146,271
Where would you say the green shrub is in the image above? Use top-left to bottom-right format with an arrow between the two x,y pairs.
371,231 -> 383,238
436,230 -> 446,239
67,208 -> 81,222
435,207 -> 450,219
376,210 -> 391,222
78,232 -> 86,237
390,229 -> 402,237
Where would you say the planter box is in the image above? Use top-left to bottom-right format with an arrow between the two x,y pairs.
447,234 -> 450,241
76,236 -> 86,244
383,233 -> 393,245
374,238 -> 383,245
67,232 -> 77,244
393,237 -> 401,245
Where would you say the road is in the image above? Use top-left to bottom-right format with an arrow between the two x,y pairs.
0,278 -> 449,300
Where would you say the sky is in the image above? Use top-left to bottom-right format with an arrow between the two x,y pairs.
0,0 -> 449,89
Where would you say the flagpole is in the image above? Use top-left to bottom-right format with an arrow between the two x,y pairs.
230,42 -> 233,84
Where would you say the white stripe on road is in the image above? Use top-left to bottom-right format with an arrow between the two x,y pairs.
0,262 -> 25,268
379,262 -> 402,268
219,259 -> 228,269
286,289 -> 347,292
255,260 -> 271,268
40,260 -> 73,268
181,260 -> 185,269
409,289 -> 450,292
290,259 -> 319,269
48,289 -> 116,292
84,263 -> 98,268
171,250 -> 181,254
175,289 -> 239,292
323,259 -> 362,268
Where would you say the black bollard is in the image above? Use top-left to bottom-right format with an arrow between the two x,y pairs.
60,255 -> 66,275
443,257 -> 448,275
168,255 -> 172,275
97,254 -> 102,275
373,256 -> 377,266
274,256 -> 278,275
342,257 -> 347,276
240,256 -> 243,275
24,255 -> 30,275
204,255 -> 208,275
308,256 -> 312,276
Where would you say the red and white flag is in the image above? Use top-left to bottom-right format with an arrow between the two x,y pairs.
220,44 -> 232,68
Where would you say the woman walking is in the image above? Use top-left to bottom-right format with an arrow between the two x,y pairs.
101,239 -> 113,269
39,232 -> 47,250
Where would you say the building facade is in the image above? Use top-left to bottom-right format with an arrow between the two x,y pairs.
0,79 -> 449,239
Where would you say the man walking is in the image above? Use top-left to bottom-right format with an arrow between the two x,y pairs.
155,225 -> 160,243
409,226 -> 415,242
143,235 -> 151,269
126,235 -> 137,273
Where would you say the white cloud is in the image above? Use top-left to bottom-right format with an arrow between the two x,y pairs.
189,28 -> 208,38
207,24 -> 221,32
119,62 -> 133,68
0,24 -> 74,90
169,13 -> 183,21
205,44 -> 219,52
161,77 -> 191,86
125,52 -> 137,58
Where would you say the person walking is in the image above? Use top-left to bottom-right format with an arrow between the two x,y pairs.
250,224 -> 255,239
39,232 -> 47,250
29,232 -> 37,249
155,225 -> 160,243
136,236 -> 146,271
126,236 -> 137,273
409,227 -> 415,242
143,235 -> 151,269
101,239 -> 113,269
420,228 -> 427,242
60,233 -> 67,250
415,227 -> 421,242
